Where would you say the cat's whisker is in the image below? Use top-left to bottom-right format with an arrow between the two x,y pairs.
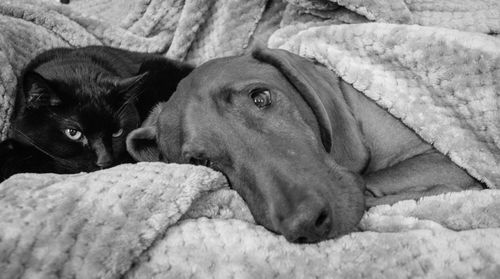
13,128 -> 74,167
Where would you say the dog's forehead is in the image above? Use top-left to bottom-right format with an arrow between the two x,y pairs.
185,54 -> 285,94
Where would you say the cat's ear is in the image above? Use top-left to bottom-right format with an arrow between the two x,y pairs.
23,71 -> 61,108
139,58 -> 193,82
114,72 -> 149,91
126,105 -> 162,162
138,58 -> 194,101
112,72 -> 150,103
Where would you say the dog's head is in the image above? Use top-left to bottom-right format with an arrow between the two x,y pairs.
127,48 -> 366,243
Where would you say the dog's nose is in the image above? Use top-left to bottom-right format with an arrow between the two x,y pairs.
275,201 -> 332,243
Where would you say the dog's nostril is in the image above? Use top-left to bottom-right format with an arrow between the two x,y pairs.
315,209 -> 329,228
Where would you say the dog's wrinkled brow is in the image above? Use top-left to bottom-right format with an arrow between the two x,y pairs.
209,82 -> 253,104
212,86 -> 234,107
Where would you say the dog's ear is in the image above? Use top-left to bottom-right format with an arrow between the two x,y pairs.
252,47 -> 335,153
126,104 -> 163,162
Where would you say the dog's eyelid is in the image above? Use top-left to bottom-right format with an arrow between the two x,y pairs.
245,83 -> 271,93
248,87 -> 270,94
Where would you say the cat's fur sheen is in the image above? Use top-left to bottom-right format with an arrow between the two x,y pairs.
0,46 -> 192,181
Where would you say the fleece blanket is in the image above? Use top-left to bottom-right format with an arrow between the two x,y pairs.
281,0 -> 500,34
1,0 -> 500,278
1,163 -> 500,279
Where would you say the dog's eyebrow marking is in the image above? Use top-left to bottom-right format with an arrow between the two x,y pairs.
211,82 -> 265,113
218,86 -> 234,103
215,80 -> 270,93
212,86 -> 235,116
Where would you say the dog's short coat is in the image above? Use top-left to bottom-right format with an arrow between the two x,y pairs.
127,47 -> 480,243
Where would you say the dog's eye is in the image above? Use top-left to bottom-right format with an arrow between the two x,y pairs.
250,89 -> 271,109
64,128 -> 83,141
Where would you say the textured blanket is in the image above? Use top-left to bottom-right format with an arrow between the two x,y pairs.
1,0 -> 500,278
1,163 -> 500,278
282,0 -> 500,34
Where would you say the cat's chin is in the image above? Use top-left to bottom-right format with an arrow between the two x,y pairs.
51,161 -> 102,174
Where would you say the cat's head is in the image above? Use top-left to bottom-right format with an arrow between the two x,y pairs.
13,68 -> 148,173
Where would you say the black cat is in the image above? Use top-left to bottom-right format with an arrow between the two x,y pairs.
0,46 -> 192,181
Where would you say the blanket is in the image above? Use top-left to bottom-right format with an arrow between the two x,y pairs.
1,163 -> 500,278
281,0 -> 500,34
1,0 -> 500,278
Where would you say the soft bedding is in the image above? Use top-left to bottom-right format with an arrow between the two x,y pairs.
0,0 -> 499,278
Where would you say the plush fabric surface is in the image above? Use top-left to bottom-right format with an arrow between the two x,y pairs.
0,0 -> 500,278
282,0 -> 500,34
0,163 -> 246,279
1,163 -> 499,278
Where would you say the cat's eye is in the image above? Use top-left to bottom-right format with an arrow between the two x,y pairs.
249,88 -> 272,109
112,128 -> 123,138
64,128 -> 83,141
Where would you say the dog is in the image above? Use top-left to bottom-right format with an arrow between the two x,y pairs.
126,47 -> 481,243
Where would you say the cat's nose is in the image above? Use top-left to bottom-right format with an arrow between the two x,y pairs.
93,139 -> 114,169
96,159 -> 113,169
96,154 -> 113,168
96,160 -> 113,169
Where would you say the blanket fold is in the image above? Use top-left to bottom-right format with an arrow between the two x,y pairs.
0,163 -> 238,279
282,0 -> 500,35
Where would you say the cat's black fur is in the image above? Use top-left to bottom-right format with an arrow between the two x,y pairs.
0,46 -> 192,181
